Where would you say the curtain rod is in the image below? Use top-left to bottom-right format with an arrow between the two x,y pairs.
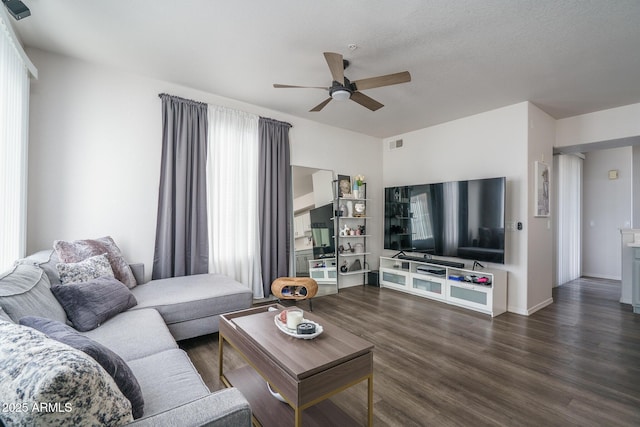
158,93 -> 292,128
158,93 -> 207,107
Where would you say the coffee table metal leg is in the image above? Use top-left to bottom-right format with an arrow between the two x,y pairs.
295,407 -> 302,427
368,373 -> 374,426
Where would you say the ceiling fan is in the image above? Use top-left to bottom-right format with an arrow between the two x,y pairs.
273,52 -> 411,112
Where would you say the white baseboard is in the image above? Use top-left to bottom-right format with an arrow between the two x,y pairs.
507,297 -> 554,316
526,298 -> 554,315
581,272 -> 621,281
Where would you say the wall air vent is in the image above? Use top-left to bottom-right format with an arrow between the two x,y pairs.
388,139 -> 403,150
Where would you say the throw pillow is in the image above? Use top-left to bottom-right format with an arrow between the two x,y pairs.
54,236 -> 137,288
0,263 -> 68,324
0,319 -> 133,427
20,316 -> 144,419
51,277 -> 138,332
56,253 -> 115,285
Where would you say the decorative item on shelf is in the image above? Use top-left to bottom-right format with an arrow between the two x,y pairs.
338,174 -> 351,198
353,201 -> 366,217
354,243 -> 364,254
340,260 -> 348,273
348,259 -> 362,272
338,244 -> 345,254
359,225 -> 365,235
340,224 -> 350,236
352,174 -> 365,199
339,203 -> 348,217
347,242 -> 354,253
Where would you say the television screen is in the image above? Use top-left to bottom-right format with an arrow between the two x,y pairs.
310,203 -> 335,259
384,177 -> 505,264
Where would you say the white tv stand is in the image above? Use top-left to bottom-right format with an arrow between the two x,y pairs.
379,256 -> 507,317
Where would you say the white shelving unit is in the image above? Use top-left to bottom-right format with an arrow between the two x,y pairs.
379,256 -> 508,317
334,181 -> 370,289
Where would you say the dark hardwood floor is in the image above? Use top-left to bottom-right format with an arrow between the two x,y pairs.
180,277 -> 640,426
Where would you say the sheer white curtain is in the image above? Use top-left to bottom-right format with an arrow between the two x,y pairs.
206,106 -> 264,298
555,154 -> 583,285
0,13 -> 33,270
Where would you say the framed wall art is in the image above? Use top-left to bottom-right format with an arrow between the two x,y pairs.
534,161 -> 550,217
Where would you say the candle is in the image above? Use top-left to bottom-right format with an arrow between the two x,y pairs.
286,309 -> 303,329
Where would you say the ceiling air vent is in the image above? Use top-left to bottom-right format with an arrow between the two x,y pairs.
388,139 -> 403,150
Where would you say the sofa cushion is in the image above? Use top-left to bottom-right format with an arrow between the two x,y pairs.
81,308 -> 178,361
0,319 -> 133,426
54,236 -> 137,288
131,273 -> 253,325
0,306 -> 12,323
19,316 -> 145,419
51,277 -> 137,332
57,253 -> 115,284
0,263 -> 68,323
126,349 -> 209,418
17,249 -> 62,285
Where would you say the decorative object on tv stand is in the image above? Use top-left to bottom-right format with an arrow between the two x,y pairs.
353,174 -> 365,199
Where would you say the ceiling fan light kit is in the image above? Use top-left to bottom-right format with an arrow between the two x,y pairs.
331,88 -> 351,101
273,51 -> 411,112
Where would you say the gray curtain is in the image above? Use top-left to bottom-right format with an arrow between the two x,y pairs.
152,94 -> 209,279
258,117 -> 292,295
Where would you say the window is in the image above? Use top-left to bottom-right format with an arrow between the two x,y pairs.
0,12 -> 36,269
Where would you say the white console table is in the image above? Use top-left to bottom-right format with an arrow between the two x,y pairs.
379,256 -> 508,317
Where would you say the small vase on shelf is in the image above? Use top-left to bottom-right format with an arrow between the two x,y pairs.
353,174 -> 365,199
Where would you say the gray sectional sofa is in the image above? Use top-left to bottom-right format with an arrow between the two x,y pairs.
0,248 -> 254,427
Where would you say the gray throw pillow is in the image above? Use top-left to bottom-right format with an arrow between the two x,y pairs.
0,263 -> 68,324
56,253 -> 115,285
54,236 -> 137,288
19,316 -> 144,419
51,277 -> 137,332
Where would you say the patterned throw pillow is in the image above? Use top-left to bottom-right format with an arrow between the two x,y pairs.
19,316 -> 144,419
56,253 -> 115,285
54,236 -> 137,288
0,320 -> 133,427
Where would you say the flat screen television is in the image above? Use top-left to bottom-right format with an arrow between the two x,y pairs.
384,177 -> 506,264
309,203 -> 335,259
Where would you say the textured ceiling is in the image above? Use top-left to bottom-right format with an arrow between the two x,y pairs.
11,0 -> 640,138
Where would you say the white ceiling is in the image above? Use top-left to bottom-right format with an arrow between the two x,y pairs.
11,0 -> 640,138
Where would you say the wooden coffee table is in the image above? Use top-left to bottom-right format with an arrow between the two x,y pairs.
219,304 -> 374,427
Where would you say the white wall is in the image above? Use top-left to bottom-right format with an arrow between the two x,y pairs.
526,103 -> 555,313
634,145 -> 640,227
382,102 -> 531,314
26,48 -> 381,282
556,103 -> 640,147
582,147 -> 632,280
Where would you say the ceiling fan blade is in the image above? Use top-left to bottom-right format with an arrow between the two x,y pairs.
353,71 -> 411,91
323,52 -> 344,83
309,97 -> 332,112
273,84 -> 328,90
350,91 -> 384,111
